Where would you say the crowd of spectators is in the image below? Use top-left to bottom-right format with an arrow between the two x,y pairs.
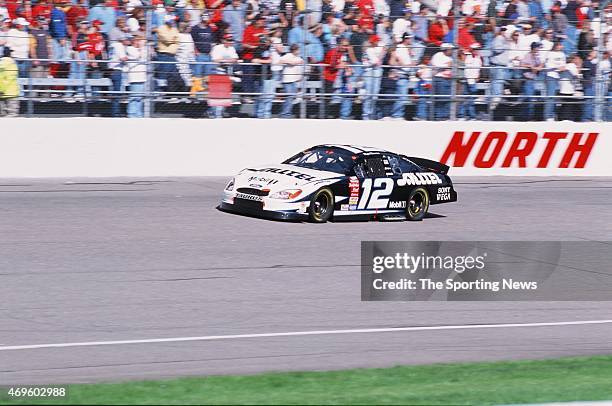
0,0 -> 610,120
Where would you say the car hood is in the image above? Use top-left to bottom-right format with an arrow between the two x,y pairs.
234,164 -> 345,191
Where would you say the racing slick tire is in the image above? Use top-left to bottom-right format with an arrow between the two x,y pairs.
406,187 -> 429,221
308,188 -> 334,223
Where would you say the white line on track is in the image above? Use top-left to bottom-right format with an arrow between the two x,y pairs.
2,319 -> 612,352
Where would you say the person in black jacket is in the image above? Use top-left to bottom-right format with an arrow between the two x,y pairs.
581,49 -> 596,121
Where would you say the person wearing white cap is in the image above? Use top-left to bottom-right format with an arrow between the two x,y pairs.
7,18 -> 31,77
431,43 -> 454,120
0,18 -> 11,56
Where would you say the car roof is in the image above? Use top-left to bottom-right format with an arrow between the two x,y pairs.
314,144 -> 392,155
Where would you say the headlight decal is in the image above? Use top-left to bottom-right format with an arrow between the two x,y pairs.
269,189 -> 302,200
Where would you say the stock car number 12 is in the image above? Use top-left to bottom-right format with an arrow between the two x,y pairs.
358,178 -> 394,210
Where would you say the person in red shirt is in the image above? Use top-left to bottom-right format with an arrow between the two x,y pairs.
242,15 -> 265,60
356,0 -> 374,16
357,11 -> 374,32
6,0 -> 18,19
206,0 -> 225,25
241,14 -> 266,102
88,20 -> 106,97
323,37 -> 355,118
16,0 -> 33,23
323,39 -> 351,83
66,0 -> 89,38
428,16 -> 448,47
457,19 -> 478,50
32,0 -> 52,22
88,20 -> 105,58
575,4 -> 589,29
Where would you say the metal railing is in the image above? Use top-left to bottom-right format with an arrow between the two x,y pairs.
4,57 -> 610,121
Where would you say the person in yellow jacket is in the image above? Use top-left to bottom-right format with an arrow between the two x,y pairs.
0,47 -> 19,117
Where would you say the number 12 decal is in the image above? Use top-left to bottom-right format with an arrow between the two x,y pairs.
358,178 -> 394,209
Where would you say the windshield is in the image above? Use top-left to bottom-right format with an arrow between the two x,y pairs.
283,148 -> 355,174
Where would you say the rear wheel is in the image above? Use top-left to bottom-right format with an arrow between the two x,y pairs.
406,187 -> 429,221
308,188 -> 334,223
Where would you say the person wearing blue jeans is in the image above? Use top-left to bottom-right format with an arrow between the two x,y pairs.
257,71 -> 278,119
190,14 -> 214,94
324,72 -> 355,120
520,42 -> 544,121
390,33 -> 415,119
109,36 -> 130,117
543,42 -> 566,120
607,90 -> 612,122
361,40 -> 384,120
69,50 -> 89,97
490,65 -> 507,101
156,52 -> 180,90
431,44 -> 454,120
391,76 -> 410,118
251,38 -> 273,119
127,82 -> 144,117
414,78 -> 432,120
362,66 -> 382,120
581,50 -> 597,122
521,75 -> 538,121
460,45 -> 483,120
279,44 -> 304,118
489,29 -> 509,102
458,83 -> 478,120
432,76 -> 451,120
110,69 -> 123,116
194,54 -> 212,77
325,69 -> 354,119
281,81 -> 297,117
322,39 -> 354,119
582,82 -> 594,121
563,24 -> 577,56
126,36 -> 147,118
544,75 -> 559,120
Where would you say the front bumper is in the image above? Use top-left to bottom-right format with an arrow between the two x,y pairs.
218,201 -> 309,221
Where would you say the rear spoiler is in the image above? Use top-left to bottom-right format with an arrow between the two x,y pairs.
405,157 -> 450,175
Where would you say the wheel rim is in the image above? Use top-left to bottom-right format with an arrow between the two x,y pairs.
313,192 -> 331,220
408,190 -> 426,217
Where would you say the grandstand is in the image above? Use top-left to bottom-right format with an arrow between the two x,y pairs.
0,0 -> 610,120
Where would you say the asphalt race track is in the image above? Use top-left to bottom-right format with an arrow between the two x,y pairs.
2,177 -> 612,385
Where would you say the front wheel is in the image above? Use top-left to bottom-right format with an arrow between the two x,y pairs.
406,187 -> 429,221
308,188 -> 334,223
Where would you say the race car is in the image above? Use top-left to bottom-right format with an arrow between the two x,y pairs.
218,144 -> 457,222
